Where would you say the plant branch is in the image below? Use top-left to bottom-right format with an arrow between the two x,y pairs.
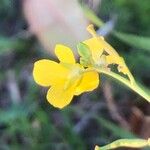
96,68 -> 150,102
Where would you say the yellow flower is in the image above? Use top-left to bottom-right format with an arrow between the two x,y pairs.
33,44 -> 99,108
83,24 -> 134,83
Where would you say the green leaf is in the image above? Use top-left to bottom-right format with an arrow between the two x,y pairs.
95,117 -> 136,138
113,31 -> 150,52
80,4 -> 104,27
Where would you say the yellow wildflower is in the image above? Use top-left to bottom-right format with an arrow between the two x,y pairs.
33,24 -> 137,108
84,24 -> 134,83
33,44 -> 99,108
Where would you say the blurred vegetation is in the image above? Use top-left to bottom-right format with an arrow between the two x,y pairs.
0,0 -> 150,150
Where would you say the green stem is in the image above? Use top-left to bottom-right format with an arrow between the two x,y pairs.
96,68 -> 150,102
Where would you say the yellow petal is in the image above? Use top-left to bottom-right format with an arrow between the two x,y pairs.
55,44 -> 75,64
83,37 -> 104,62
46,84 -> 75,109
106,55 -> 128,73
106,55 -> 135,83
86,24 -> 118,56
75,71 -> 99,95
33,59 -> 69,86
106,55 -> 120,64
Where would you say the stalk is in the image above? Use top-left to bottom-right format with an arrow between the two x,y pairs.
96,68 -> 150,102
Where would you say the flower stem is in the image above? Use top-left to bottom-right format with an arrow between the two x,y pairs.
96,68 -> 150,102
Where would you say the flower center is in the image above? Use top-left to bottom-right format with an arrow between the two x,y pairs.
63,65 -> 83,90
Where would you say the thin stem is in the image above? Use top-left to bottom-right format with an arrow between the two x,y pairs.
95,68 -> 150,102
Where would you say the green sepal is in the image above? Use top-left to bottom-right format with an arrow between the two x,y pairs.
77,42 -> 93,67
77,42 -> 91,59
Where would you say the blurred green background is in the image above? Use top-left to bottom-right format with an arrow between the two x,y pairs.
0,0 -> 150,150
